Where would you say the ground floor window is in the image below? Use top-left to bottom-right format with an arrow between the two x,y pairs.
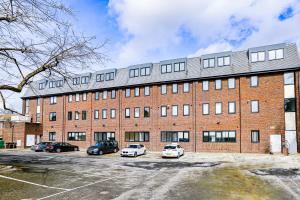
161,131 -> 189,142
94,132 -> 115,141
203,131 -> 236,143
125,132 -> 149,142
251,130 -> 260,143
67,132 -> 86,141
49,132 -> 56,141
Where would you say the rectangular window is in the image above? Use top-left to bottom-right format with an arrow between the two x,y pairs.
49,81 -> 55,88
39,83 -> 45,90
134,87 -> 140,97
172,105 -> 178,116
102,91 -> 108,100
161,84 -> 167,94
129,68 -> 139,77
96,74 -> 104,82
102,109 -> 107,119
25,99 -> 29,114
82,111 -> 87,120
183,83 -> 189,93
111,109 -> 116,119
125,132 -> 150,142
111,90 -> 116,99
284,98 -> 296,112
36,113 -> 41,123
144,86 -> 150,96
56,80 -> 63,87
215,79 -> 222,90
172,84 -> 178,94
68,111 -> 72,120
251,51 -> 265,62
250,76 -> 258,87
161,106 -> 167,117
215,102 -> 222,114
251,130 -> 260,143
183,104 -> 190,116
75,93 -> 80,102
94,132 -> 115,141
94,110 -> 99,119
217,56 -> 230,67
228,102 -> 236,114
106,72 -> 114,81
125,108 -> 130,118
125,88 -> 131,97
49,132 -> 56,141
50,96 -> 57,105
68,132 -> 86,141
161,131 -> 189,142
268,49 -> 284,60
82,93 -> 87,101
68,95 -> 73,102
203,131 -> 236,143
134,107 -> 140,118
228,78 -> 235,89
202,103 -> 209,115
284,72 -> 294,85
140,67 -> 150,76
161,64 -> 172,74
49,112 -> 56,121
203,58 -> 215,68
95,92 -> 99,100
202,80 -> 209,91
144,107 -> 150,118
174,62 -> 185,72
251,100 -> 259,113
75,111 -> 79,120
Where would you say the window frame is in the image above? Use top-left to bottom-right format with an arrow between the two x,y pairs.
75,111 -> 79,120
228,78 -> 235,89
111,109 -> 116,119
251,130 -> 260,143
82,111 -> 87,120
68,111 -> 72,120
94,110 -> 99,119
203,131 -> 236,143
111,90 -> 116,99
96,73 -> 105,82
68,94 -> 73,102
183,83 -> 190,93
125,132 -> 150,142
50,96 -> 57,105
202,80 -> 209,91
161,84 -> 167,95
125,88 -> 131,97
183,104 -> 190,116
49,132 -> 56,141
251,100 -> 259,113
161,131 -> 190,142
144,107 -> 150,118
102,109 -> 107,119
250,76 -> 258,87
95,92 -> 100,100
215,102 -> 222,115
134,87 -> 140,97
202,103 -> 209,115
82,93 -> 87,101
172,105 -> 178,116
49,112 -> 57,121
215,79 -> 222,90
228,101 -> 236,114
102,90 -> 108,100
125,108 -> 130,118
68,132 -> 86,141
172,83 -> 178,94
161,106 -> 167,117
134,107 -> 140,118
144,86 -> 150,96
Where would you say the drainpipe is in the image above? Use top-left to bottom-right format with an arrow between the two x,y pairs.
118,89 -> 122,148
239,77 -> 242,153
90,92 -> 93,146
193,82 -> 197,152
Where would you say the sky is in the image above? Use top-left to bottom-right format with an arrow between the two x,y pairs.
3,0 -> 300,111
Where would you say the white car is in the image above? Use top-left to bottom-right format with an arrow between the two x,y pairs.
120,144 -> 146,157
162,143 -> 184,158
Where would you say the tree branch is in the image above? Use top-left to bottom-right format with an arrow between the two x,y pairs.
0,16 -> 17,22
0,91 -> 23,115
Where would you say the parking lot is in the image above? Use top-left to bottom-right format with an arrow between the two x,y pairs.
1,149 -> 300,200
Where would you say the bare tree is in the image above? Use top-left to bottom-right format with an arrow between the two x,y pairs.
0,0 -> 107,114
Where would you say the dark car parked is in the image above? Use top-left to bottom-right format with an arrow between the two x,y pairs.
87,141 -> 119,155
46,142 -> 79,153
31,142 -> 53,152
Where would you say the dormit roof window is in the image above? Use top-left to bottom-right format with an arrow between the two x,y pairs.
161,64 -> 172,74
73,77 -> 80,85
174,62 -> 185,72
129,68 -> 139,78
39,82 -> 45,90
56,80 -> 63,87
217,56 -> 231,67
81,76 -> 89,84
140,67 -> 150,76
251,51 -> 265,62
203,58 -> 215,68
49,81 -> 56,88
96,73 -> 104,82
268,48 -> 284,60
106,72 -> 114,81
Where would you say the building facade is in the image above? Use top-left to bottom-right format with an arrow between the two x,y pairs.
22,43 -> 300,153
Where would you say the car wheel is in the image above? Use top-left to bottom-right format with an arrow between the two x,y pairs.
134,152 -> 137,157
144,150 -> 147,155
99,150 -> 103,155
74,147 -> 78,151
56,148 -> 61,153
113,148 -> 117,153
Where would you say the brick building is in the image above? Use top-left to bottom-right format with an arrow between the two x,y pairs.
22,43 -> 300,153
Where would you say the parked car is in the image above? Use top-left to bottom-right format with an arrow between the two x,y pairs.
46,142 -> 79,153
120,144 -> 146,157
31,142 -> 53,152
162,143 -> 184,158
87,141 -> 119,155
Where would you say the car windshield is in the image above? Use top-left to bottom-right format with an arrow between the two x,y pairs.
95,142 -> 104,147
164,146 -> 176,149
128,145 -> 139,148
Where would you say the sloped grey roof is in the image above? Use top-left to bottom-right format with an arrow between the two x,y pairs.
23,43 -> 300,98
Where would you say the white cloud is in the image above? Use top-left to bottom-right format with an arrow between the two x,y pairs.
109,0 -> 300,66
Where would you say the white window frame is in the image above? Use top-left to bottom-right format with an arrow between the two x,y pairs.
215,79 -> 222,90
202,103 -> 209,115
228,102 -> 236,114
111,90 -> 116,99
161,84 -> 167,95
251,100 -> 259,113
125,108 -> 130,118
183,83 -> 189,93
125,88 -> 131,97
215,102 -> 222,114
134,87 -> 140,97
183,104 -> 190,116
134,107 -> 140,118
111,109 -> 116,119
75,93 -> 80,102
172,84 -> 178,94
161,106 -> 167,117
268,49 -> 284,60
102,91 -> 108,100
202,81 -> 209,91
144,86 -> 150,96
82,93 -> 87,101
68,94 -> 73,102
94,110 -> 99,119
102,109 -> 107,119
228,78 -> 235,89
250,76 -> 258,87
172,105 -> 178,116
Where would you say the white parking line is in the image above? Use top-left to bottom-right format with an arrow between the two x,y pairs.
0,175 -> 69,191
37,177 -> 116,200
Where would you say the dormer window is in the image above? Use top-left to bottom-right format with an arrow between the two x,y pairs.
161,64 -> 172,74
251,51 -> 265,62
49,81 -> 55,88
268,49 -> 284,60
217,56 -> 230,67
130,69 -> 139,78
96,74 -> 104,82
81,76 -> 89,84
203,58 -> 215,68
140,67 -> 150,76
174,62 -> 185,72
39,83 -> 45,90
106,72 -> 114,81
73,77 -> 80,85
56,80 -> 63,87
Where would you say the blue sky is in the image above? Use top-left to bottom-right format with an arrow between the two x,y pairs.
63,0 -> 300,70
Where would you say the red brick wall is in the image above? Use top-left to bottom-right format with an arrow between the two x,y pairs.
25,71 -> 299,152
